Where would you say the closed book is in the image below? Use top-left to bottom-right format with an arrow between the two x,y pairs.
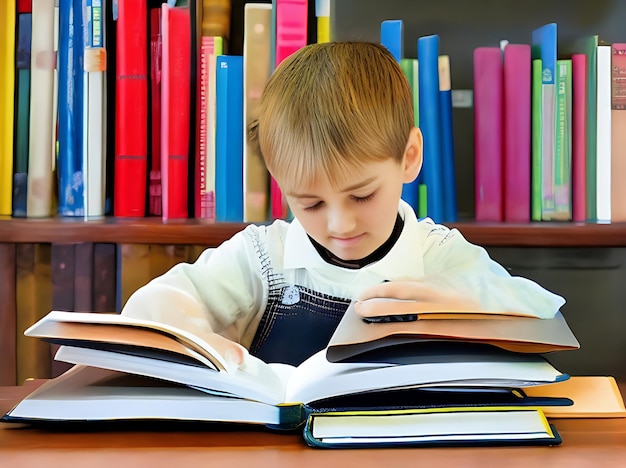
0,1 -> 16,216
271,0 -> 308,219
438,55 -> 456,222
531,58 -> 542,221
503,44 -> 531,223
57,0 -> 85,217
149,7 -> 162,216
315,0 -> 330,43
27,0 -> 56,218
380,19 -> 403,63
243,4 -> 272,222
0,243 -> 17,385
473,47 -> 503,221
610,43 -> 626,222
418,35 -> 445,222
215,55 -> 244,222
114,0 -> 148,217
531,23 -> 557,220
571,53 -> 587,222
161,4 -> 191,219
83,0 -> 108,218
596,43 -> 612,222
12,8 -> 32,218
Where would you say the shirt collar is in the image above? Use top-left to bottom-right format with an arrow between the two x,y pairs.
283,200 -> 425,281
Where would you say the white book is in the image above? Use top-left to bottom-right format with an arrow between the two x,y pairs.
596,44 -> 612,222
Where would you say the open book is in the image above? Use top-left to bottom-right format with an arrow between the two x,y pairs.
3,304 -> 577,447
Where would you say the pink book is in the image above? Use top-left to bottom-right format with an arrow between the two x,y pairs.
571,53 -> 587,222
503,44 -> 531,223
474,47 -> 504,221
271,0 -> 308,219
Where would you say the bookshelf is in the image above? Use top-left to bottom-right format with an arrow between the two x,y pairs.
1,218 -> 626,247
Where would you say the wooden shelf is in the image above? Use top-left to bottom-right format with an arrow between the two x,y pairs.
1,217 -> 626,247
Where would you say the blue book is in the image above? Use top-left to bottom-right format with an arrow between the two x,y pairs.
438,55 -> 456,222
417,35 -> 444,222
12,11 -> 32,217
215,55 -> 244,222
57,0 -> 85,216
380,19 -> 403,63
531,23 -> 557,220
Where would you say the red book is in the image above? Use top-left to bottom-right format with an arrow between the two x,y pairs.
503,44 -> 531,223
270,0 -> 308,220
474,47 -> 503,221
571,53 -> 587,222
149,7 -> 163,216
161,4 -> 191,219
114,0 -> 148,217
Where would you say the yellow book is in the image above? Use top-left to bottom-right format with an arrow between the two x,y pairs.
0,2 -> 16,216
316,0 -> 330,43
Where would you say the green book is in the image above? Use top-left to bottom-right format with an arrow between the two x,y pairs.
531,59 -> 543,221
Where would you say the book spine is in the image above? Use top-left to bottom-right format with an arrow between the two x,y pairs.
161,4 -> 191,220
610,43 -> 626,222
581,35 -> 598,221
473,47 -> 503,222
531,58 -> 542,221
0,243 -> 17,385
380,19 -> 403,63
503,44 -> 531,223
438,55 -> 456,223
271,0 -> 308,219
27,0 -> 56,218
315,0 -> 330,43
243,4 -> 272,223
571,53 -> 587,222
531,23 -> 557,220
12,9 -> 32,218
0,1 -> 16,216
84,0 -> 107,218
552,59 -> 572,221
399,58 -> 419,212
418,35 -> 445,222
149,7 -> 162,216
57,0 -> 85,217
114,0 -> 148,217
596,44 -> 612,222
215,55 -> 244,222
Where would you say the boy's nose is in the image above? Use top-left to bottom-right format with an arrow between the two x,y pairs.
327,207 -> 356,235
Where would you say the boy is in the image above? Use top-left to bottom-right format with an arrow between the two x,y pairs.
122,42 -> 564,368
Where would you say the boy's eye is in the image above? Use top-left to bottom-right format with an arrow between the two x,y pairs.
353,192 -> 375,203
304,201 -> 323,211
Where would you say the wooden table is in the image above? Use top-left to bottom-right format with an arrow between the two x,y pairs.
2,381 -> 626,468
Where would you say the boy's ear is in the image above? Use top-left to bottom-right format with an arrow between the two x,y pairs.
402,127 -> 423,183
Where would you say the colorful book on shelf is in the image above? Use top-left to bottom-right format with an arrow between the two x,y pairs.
531,23 -> 557,221
83,0 -> 108,218
271,0 -> 308,220
380,19 -> 403,63
114,0 -> 148,217
473,46 -> 503,222
552,59 -> 572,221
243,4 -> 272,223
160,3 -> 191,220
610,43 -> 626,222
27,0 -> 56,218
531,58 -> 542,221
315,0 -> 330,43
503,43 -> 531,223
149,7 -> 163,216
57,0 -> 85,217
195,36 -> 222,220
0,243 -> 17,385
438,55 -> 456,223
595,43 -> 612,222
4,308 -> 573,448
12,5 -> 32,218
571,53 -> 587,222
215,55 -> 244,222
399,57 -> 420,212
0,1 -> 16,216
418,34 -> 444,223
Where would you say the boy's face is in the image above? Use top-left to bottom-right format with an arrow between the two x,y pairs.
283,158 -> 410,262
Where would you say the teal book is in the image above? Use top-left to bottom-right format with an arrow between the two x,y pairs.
552,59 -> 572,221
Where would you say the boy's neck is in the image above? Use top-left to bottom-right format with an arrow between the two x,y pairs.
308,214 -> 404,270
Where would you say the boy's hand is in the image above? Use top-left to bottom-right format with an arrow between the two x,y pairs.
355,279 -> 481,318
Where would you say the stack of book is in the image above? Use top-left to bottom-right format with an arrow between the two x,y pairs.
2,303 -> 590,448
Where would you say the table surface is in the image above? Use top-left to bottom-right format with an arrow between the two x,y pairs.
2,381 -> 626,468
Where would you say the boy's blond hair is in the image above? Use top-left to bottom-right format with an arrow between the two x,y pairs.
248,41 -> 414,191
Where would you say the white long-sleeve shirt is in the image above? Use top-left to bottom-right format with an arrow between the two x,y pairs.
121,200 -> 565,351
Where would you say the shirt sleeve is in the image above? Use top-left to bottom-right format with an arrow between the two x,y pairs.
419,220 -> 565,318
120,226 -> 266,345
